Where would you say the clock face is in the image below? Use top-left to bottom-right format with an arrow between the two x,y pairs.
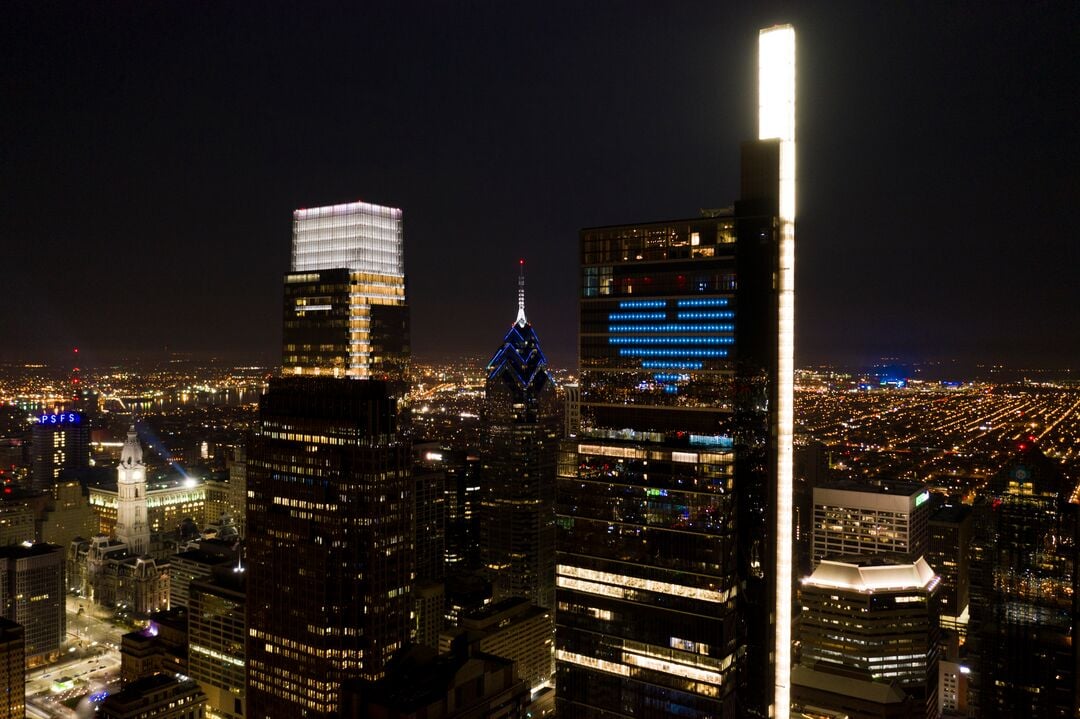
1014,467 -> 1029,481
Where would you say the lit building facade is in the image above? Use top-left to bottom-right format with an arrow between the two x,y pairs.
812,480 -> 931,567
440,596 -> 554,693
795,556 -> 941,719
0,543 -> 65,666
246,378 -> 412,719
189,569 -> 246,719
481,266 -> 559,611
283,201 -> 410,384
556,27 -> 796,718
30,411 -> 89,491
89,481 -> 207,537
968,443 -> 1079,717
114,426 -> 151,556
0,619 -> 23,719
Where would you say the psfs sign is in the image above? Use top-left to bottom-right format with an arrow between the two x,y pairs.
38,412 -> 82,425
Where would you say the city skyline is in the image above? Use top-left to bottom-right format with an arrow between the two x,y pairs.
4,3 -> 1079,369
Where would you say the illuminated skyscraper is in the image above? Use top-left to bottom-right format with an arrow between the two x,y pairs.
282,201 -> 410,385
245,378 -> 412,719
481,264 -> 559,612
793,556 -> 941,719
555,25 -> 794,719
30,410 -> 89,491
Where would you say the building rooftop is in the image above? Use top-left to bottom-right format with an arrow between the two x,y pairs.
804,555 -> 938,593
793,664 -> 909,704
817,479 -> 926,498
0,542 -> 62,559
930,503 -> 973,524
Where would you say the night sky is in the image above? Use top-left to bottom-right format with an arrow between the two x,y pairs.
3,2 -> 1078,370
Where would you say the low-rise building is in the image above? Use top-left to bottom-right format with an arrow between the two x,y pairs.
119,608 -> 188,685
439,596 -> 552,691
98,674 -> 206,719
189,567 -> 245,719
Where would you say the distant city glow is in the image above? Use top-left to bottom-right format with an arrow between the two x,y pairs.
759,23 -> 795,719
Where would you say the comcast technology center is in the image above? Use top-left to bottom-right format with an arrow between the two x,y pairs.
283,201 -> 409,383
556,25 -> 795,719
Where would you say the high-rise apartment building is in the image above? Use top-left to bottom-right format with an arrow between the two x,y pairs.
246,378 -> 412,719
555,26 -> 796,718
282,201 -> 410,385
812,480 -> 930,567
794,556 -> 941,719
968,442 -> 1078,717
481,266 -> 559,611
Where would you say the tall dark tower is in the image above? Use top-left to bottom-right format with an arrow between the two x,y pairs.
968,440 -> 1079,717
555,26 -> 795,719
245,378 -> 412,719
480,262 -> 559,612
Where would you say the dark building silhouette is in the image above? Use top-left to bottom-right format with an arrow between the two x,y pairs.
246,378 -> 412,719
927,504 -> 972,638
480,266 -> 559,611
968,441 -> 1079,717
340,645 -> 529,719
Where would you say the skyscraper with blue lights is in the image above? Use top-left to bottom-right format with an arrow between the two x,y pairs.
481,263 -> 559,618
555,25 -> 796,719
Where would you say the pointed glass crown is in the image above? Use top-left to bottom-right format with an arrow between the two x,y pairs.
486,260 -> 551,398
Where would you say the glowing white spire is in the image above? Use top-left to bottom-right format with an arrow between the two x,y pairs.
515,259 -> 527,327
760,23 -> 795,719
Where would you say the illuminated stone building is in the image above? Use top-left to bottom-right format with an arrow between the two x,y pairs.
89,480 -> 207,537
793,556 -> 941,719
282,201 -> 410,387
968,442 -> 1079,717
481,264 -> 559,612
0,501 -> 34,546
812,480 -> 931,568
40,480 -> 96,549
71,429 -> 171,615
114,426 -> 150,556
555,26 -> 796,719
246,378 -> 412,719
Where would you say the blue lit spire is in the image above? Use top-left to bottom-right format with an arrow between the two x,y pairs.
486,260 -> 551,400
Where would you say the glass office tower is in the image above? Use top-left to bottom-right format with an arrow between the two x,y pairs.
283,201 -> 409,384
246,378 -> 412,719
481,266 -> 559,611
555,26 -> 794,719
